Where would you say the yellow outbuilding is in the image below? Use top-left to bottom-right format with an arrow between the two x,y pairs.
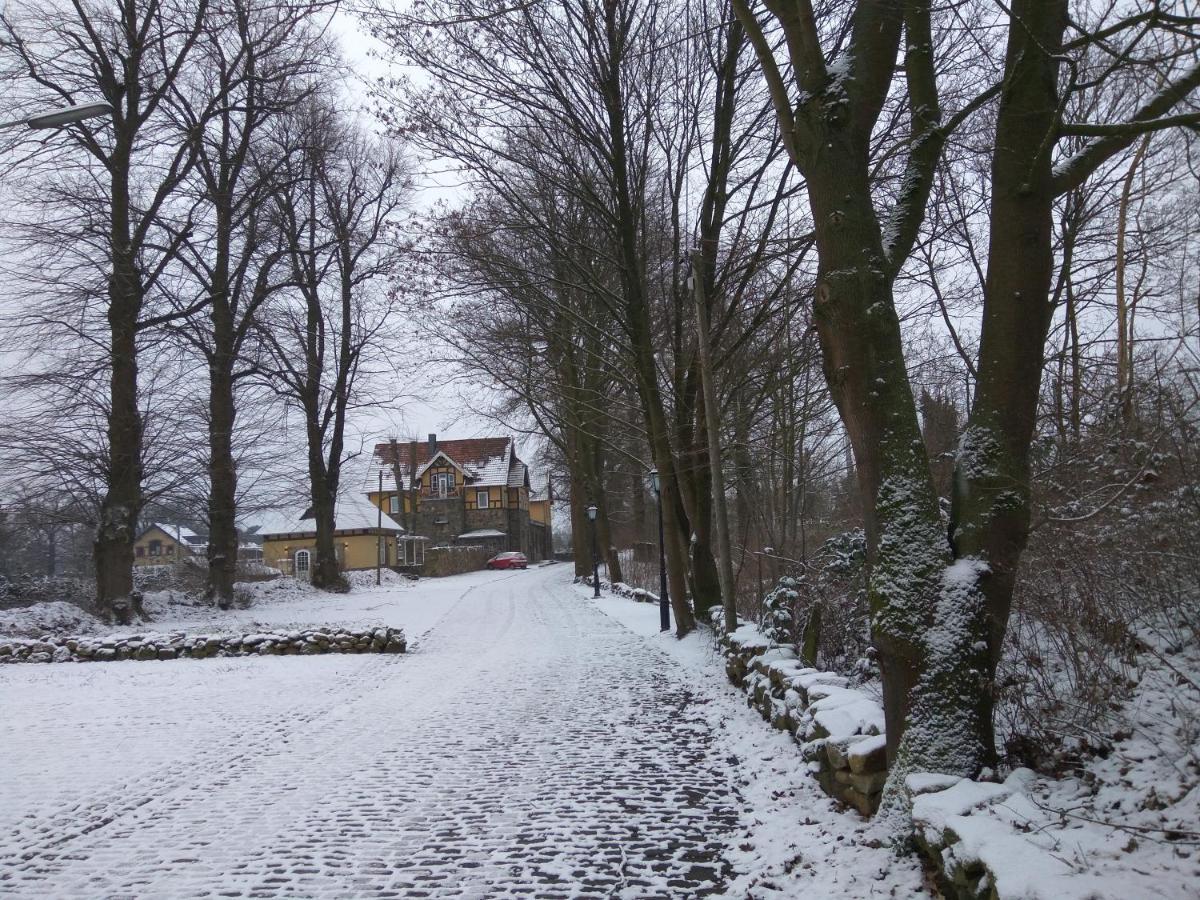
258,493 -> 410,578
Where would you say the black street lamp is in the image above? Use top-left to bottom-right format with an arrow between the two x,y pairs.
586,504 -> 600,598
649,468 -> 670,632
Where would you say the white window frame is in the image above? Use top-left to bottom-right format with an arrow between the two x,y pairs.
389,495 -> 400,514
477,490 -> 489,509
294,549 -> 311,576
433,472 -> 454,497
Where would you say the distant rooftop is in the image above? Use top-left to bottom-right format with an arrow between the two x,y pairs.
365,435 -> 529,493
258,493 -> 404,539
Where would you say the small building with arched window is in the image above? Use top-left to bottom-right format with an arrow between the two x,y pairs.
257,493 -> 416,579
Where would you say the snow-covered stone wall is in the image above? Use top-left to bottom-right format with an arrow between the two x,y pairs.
0,626 -> 407,664
715,613 -> 889,816
577,577 -> 661,606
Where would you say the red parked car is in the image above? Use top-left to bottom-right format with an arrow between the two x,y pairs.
487,551 -> 528,570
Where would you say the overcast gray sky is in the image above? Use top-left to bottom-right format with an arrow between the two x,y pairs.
328,6 -> 540,460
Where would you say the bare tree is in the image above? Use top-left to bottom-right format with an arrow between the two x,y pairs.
373,0 -> 808,633
165,0 -> 336,607
260,105 -> 410,590
1,0 -> 210,622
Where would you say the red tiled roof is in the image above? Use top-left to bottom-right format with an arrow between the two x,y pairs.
366,437 -> 526,491
374,437 -> 511,472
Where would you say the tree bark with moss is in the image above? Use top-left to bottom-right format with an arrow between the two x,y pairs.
732,0 -> 1200,820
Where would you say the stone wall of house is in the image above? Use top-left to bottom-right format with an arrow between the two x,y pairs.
529,522 -> 549,562
422,545 -> 491,577
508,508 -> 532,558
0,626 -> 406,664
416,497 -> 466,545
459,507 -> 538,559
465,507 -> 509,533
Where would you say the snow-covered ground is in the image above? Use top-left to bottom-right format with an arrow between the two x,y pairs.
586,587 -> 927,898
0,565 -> 928,898
1,569 -> 452,644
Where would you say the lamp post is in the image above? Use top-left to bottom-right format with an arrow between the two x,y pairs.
649,468 -> 670,632
586,504 -> 600,598
0,101 -> 113,132
376,469 -> 383,586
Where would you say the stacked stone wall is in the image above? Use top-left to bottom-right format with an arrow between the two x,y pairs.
417,497 -> 466,545
716,614 -> 889,816
0,626 -> 406,664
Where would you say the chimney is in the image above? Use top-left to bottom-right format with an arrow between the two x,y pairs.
428,433 -> 437,456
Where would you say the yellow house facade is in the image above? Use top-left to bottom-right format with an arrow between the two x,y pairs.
258,494 -> 409,578
365,434 -> 550,561
134,524 -> 204,567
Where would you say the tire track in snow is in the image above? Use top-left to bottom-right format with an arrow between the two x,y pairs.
2,572 -> 519,876
2,567 -> 739,898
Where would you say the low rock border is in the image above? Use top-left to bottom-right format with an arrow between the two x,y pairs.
574,575 -> 660,605
0,626 -> 407,664
713,611 -> 889,815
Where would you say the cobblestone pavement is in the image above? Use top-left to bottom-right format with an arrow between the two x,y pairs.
0,568 -> 742,898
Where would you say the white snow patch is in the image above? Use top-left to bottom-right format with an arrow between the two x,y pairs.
0,601 -> 98,637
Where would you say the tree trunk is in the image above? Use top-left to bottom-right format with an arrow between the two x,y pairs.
207,360 -> 239,609
568,463 -> 590,578
598,0 -> 693,635
691,248 -> 738,633
307,431 -> 345,591
948,0 -> 1069,772
631,462 -> 647,541
658,463 -> 695,633
388,438 -> 408,531
583,430 -> 623,584
685,398 -> 721,621
95,167 -> 143,626
806,150 -> 949,770
1116,135 -> 1151,425
598,500 -> 623,585
45,525 -> 58,578
409,440 -> 419,533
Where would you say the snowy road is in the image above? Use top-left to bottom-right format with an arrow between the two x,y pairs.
1,565 -> 923,899
0,567 -> 736,898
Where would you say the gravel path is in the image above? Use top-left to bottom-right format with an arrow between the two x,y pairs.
0,567 -> 741,898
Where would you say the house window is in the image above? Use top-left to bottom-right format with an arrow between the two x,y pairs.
295,549 -> 311,575
149,540 -> 162,556
389,495 -> 399,514
477,490 -> 489,509
433,472 -> 454,497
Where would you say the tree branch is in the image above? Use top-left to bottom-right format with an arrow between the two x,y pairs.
1053,61 -> 1200,195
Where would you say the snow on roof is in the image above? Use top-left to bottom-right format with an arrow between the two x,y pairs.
506,451 -> 528,488
258,492 -> 405,538
145,523 -> 202,544
364,437 -> 529,492
457,529 -> 507,540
